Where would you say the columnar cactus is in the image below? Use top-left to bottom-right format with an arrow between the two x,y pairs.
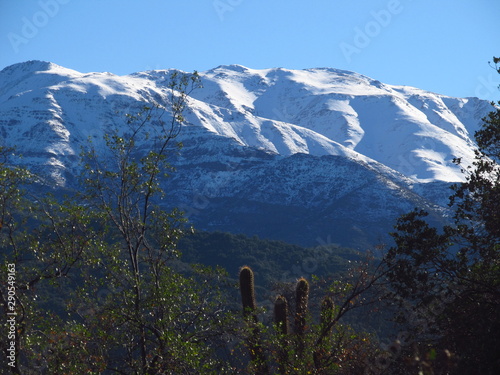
274,294 -> 290,375
240,266 -> 257,319
238,267 -> 341,373
315,296 -> 336,371
274,295 -> 289,335
239,266 -> 269,375
295,277 -> 309,335
320,296 -> 335,331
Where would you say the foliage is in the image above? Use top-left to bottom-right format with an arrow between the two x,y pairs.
179,231 -> 360,286
383,57 -> 500,374
1,145 -> 103,373
0,71 -> 241,374
236,265 -> 386,375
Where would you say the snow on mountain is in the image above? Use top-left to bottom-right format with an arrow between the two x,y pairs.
0,61 -> 495,247
185,64 -> 487,182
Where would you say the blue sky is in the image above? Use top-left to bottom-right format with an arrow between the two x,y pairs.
1,0 -> 499,100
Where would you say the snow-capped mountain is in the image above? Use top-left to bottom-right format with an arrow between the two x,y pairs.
0,61 -> 494,248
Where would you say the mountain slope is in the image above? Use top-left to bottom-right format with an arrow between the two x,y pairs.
0,61 -> 494,247
191,65 -> 489,182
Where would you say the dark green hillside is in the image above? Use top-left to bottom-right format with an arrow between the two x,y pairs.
179,230 -> 361,287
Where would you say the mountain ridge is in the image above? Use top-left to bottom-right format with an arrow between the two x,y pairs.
0,60 -> 494,247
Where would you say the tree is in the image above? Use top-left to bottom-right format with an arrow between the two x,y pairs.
1,145 -> 102,373
1,71 -> 239,374
67,71 -> 239,374
383,57 -> 500,374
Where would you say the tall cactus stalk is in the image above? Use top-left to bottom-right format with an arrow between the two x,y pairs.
274,294 -> 289,335
274,295 -> 289,374
240,266 -> 257,320
294,277 -> 309,335
239,266 -> 269,375
294,277 -> 309,358
315,296 -> 336,371
320,296 -> 335,332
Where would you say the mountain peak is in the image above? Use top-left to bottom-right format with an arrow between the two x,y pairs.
1,60 -> 53,73
212,64 -> 251,72
0,61 -> 83,103
0,60 -> 81,76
